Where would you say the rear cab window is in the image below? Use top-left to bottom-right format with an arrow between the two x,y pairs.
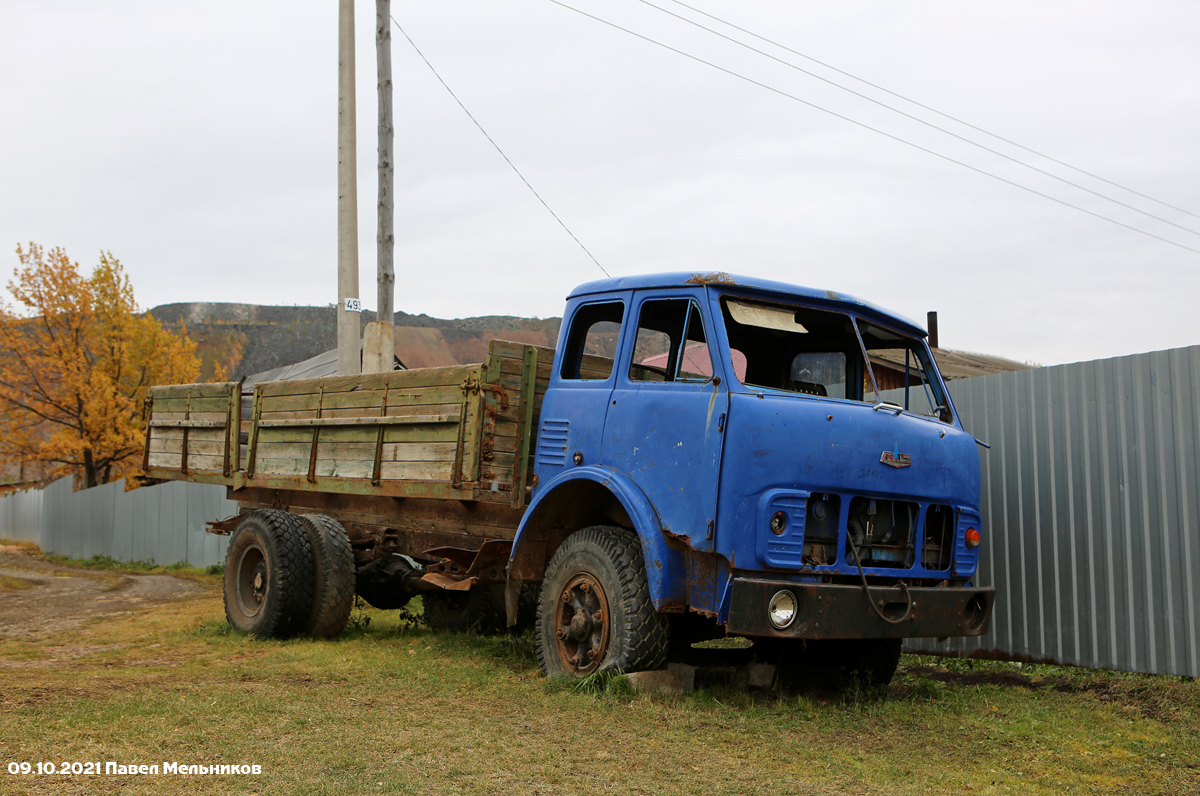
560,301 -> 623,380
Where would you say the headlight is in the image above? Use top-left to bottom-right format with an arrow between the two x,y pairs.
768,590 -> 797,629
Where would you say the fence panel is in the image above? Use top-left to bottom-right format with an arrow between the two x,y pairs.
0,487 -> 44,545
0,477 -> 235,569
910,345 -> 1200,677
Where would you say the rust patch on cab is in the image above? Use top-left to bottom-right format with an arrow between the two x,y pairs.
685,271 -> 739,286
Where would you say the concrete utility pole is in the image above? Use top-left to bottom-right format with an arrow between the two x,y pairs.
337,0 -> 361,376
363,0 -> 396,373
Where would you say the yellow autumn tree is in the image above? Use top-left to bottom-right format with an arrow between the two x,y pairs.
0,244 -> 201,488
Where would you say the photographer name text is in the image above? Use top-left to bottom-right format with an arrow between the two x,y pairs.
8,761 -> 261,776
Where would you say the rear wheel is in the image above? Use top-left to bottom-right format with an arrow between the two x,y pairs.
297,514 -> 355,638
223,510 -> 314,638
535,525 -> 668,677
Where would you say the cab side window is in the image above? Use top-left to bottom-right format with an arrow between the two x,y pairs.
628,299 -> 714,383
560,301 -> 623,380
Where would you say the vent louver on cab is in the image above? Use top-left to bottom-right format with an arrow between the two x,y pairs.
537,419 -> 570,466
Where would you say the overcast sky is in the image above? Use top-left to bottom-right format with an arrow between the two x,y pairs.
2,0 -> 1197,366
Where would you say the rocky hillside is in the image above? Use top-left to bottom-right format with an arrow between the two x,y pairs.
149,303 -> 562,380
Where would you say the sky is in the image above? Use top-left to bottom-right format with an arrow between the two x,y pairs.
2,0 -> 1198,367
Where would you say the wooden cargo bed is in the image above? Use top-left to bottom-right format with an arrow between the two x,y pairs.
144,340 -> 551,508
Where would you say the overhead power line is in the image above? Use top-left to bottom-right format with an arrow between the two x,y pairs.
637,0 -> 1200,238
664,0 -> 1200,224
391,17 -> 610,278
547,0 -> 1200,256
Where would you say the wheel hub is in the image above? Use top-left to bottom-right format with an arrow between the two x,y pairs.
252,565 -> 266,600
554,573 -> 609,674
234,544 -> 268,618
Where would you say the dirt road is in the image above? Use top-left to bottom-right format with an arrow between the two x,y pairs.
0,545 -> 204,641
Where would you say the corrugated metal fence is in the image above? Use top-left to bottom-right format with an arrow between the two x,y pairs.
0,477 -> 234,568
909,344 -> 1200,678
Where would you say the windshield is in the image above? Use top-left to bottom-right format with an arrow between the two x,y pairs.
718,295 -> 951,422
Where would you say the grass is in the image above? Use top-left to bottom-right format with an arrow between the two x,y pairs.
0,584 -> 1197,795
34,552 -> 224,585
0,574 -> 37,591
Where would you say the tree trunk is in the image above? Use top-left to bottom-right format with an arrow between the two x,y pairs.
83,449 -> 98,488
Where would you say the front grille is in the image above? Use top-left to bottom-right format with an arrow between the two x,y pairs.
759,490 -> 960,576
802,493 -> 840,566
923,504 -> 955,571
844,497 -> 918,569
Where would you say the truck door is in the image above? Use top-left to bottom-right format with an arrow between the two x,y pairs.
603,294 -> 728,552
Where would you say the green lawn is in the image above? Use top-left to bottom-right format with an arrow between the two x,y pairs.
0,573 -> 1196,795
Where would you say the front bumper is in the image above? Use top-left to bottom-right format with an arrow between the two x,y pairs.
726,579 -> 995,640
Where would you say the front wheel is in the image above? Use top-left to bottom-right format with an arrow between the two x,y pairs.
535,526 -> 668,677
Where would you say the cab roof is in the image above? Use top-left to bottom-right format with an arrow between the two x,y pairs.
567,271 -> 926,338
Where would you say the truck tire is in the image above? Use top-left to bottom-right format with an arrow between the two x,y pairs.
298,514 -> 356,638
224,510 -> 315,638
424,584 -> 506,634
535,525 -> 668,677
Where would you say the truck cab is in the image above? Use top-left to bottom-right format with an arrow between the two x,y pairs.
517,271 -> 993,678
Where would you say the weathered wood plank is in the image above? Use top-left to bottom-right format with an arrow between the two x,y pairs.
253,457 -> 454,482
149,382 -> 239,401
258,365 -> 481,397
147,452 -> 177,468
148,395 -> 236,413
255,403 -> 463,425
148,419 -> 227,429
256,441 -> 375,462
255,424 -> 460,445
379,461 -> 454,481
149,427 -> 228,443
383,441 -> 458,463
256,457 -> 374,479
493,418 -> 520,439
253,440 -> 457,463
260,385 -> 468,413
148,452 -> 225,471
150,437 -> 226,457
150,411 -> 229,424
185,453 -> 227,471
256,412 -> 460,429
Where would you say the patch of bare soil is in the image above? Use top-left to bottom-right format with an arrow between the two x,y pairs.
0,547 -> 203,641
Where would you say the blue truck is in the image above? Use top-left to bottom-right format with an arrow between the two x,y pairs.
145,271 -> 994,685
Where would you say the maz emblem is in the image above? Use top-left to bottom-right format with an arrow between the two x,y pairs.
880,445 -> 912,469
